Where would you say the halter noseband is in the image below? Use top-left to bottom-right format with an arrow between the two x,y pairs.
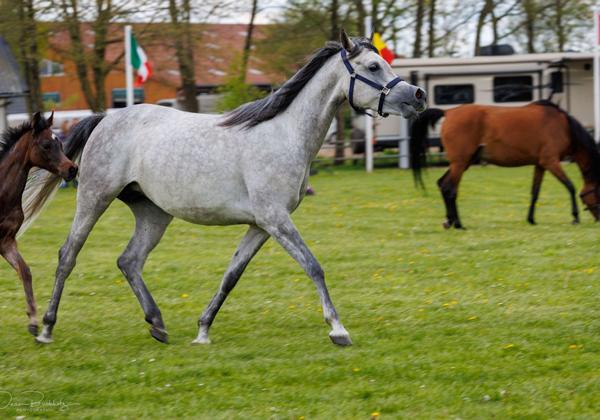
340,48 -> 403,118
580,188 -> 600,212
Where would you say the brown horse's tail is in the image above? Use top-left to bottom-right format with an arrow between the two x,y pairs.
410,108 -> 445,188
18,115 -> 105,237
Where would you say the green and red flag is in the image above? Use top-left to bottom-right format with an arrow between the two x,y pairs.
130,32 -> 151,86
372,32 -> 394,64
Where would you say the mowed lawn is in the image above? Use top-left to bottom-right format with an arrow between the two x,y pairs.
1,164 -> 599,419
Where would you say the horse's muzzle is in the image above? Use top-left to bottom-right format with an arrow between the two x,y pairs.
62,164 -> 78,181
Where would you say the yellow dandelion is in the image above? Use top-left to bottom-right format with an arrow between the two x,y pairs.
288,305 -> 296,310
468,316 -> 478,321
569,344 -> 578,349
371,412 -> 380,419
299,417 -> 305,420
503,343 -> 515,349
352,367 -> 361,372
181,293 -> 189,298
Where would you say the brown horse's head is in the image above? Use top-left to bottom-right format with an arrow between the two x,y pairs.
27,111 -> 78,181
579,185 -> 600,221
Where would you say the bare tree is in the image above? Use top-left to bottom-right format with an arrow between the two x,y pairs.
240,0 -> 259,82
0,0 -> 44,113
413,0 -> 425,57
427,0 -> 436,57
474,0 -> 494,55
53,0 -> 156,112
168,0 -> 198,112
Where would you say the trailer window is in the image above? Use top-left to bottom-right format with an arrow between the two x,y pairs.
434,84 -> 474,105
493,76 -> 533,102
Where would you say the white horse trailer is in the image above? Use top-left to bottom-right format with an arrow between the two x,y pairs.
368,52 -> 594,167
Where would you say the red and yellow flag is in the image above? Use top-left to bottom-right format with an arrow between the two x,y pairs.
372,32 -> 394,64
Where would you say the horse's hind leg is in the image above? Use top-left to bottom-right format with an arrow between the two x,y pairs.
527,165 -> 545,225
117,196 -> 172,343
1,239 -> 37,335
36,191 -> 113,344
544,161 -> 579,224
258,214 -> 351,346
193,225 -> 269,345
437,170 -> 453,228
439,162 -> 467,229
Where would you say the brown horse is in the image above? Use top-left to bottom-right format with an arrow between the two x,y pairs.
0,111 -> 77,335
410,100 -> 600,229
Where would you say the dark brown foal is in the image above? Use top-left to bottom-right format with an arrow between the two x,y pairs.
410,100 -> 600,229
0,111 -> 77,335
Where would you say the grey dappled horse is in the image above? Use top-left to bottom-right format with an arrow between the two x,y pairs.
24,32 -> 426,346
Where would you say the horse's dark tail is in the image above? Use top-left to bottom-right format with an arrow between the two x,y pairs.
18,115 -> 105,236
410,108 -> 445,189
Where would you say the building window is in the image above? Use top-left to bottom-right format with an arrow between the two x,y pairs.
434,84 -> 474,105
493,76 -> 533,102
40,59 -> 64,77
111,88 -> 144,108
42,92 -> 61,104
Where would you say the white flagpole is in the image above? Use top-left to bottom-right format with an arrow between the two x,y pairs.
594,7 -> 600,143
125,25 -> 134,107
364,1 -> 374,172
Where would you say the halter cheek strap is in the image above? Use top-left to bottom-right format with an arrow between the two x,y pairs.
340,49 -> 403,118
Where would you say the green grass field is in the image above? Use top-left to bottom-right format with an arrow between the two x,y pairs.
1,165 -> 599,419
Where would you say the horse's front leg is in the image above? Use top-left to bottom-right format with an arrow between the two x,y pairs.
258,214 -> 352,346
0,238 -> 38,335
527,165 -> 545,225
193,225 -> 269,344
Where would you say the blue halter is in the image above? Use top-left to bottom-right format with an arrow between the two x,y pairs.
340,49 -> 403,118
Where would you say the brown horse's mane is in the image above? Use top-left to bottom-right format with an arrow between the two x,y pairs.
0,122 -> 33,163
0,116 -> 51,163
533,99 -> 600,183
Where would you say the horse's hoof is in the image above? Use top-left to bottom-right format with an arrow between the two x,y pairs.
150,327 -> 169,343
527,218 -> 536,225
443,221 -> 452,229
35,334 -> 53,344
28,324 -> 39,337
329,331 -> 352,347
454,224 -> 466,230
572,219 -> 580,225
191,336 -> 211,345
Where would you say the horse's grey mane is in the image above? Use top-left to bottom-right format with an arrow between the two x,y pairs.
220,37 -> 377,129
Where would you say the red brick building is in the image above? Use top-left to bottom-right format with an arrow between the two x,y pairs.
40,23 -> 283,111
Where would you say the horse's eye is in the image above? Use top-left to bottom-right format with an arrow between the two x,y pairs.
368,63 -> 380,72
42,142 -> 52,151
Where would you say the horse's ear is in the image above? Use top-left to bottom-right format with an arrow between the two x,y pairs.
48,110 -> 54,126
340,28 -> 355,52
32,111 -> 42,132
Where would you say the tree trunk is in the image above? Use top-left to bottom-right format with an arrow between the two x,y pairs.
169,0 -> 198,113
240,0 -> 258,82
18,0 -> 43,114
331,0 -> 345,165
353,0 -> 366,35
555,0 -> 566,51
427,0 -> 436,57
60,0 -> 99,111
474,0 -> 494,56
413,0 -> 425,58
523,0 -> 536,53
